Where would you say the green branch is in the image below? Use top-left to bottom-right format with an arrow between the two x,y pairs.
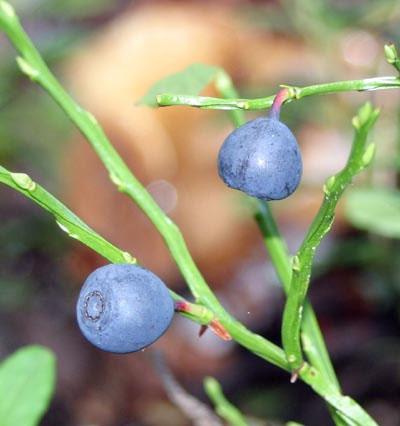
0,0 -> 290,372
0,166 -> 135,265
0,164 -> 234,335
282,103 -> 379,372
156,76 -> 400,111
0,1 -> 216,306
204,377 -> 247,426
254,204 -> 340,390
146,52 -> 378,424
214,70 -> 372,426
0,3 -> 379,423
216,73 -> 341,394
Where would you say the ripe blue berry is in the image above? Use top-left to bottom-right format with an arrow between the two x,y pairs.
76,264 -> 174,354
218,112 -> 302,201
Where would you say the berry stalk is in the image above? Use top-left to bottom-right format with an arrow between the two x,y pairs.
268,88 -> 290,120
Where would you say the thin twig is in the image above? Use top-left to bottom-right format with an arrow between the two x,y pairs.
152,351 -> 223,426
156,76 -> 400,111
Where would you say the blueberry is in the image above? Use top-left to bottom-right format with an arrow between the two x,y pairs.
76,264 -> 174,353
217,116 -> 302,200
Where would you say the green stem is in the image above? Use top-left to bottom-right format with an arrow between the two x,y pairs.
204,377 -> 248,426
156,76 -> 400,110
215,69 -> 377,425
217,77 -> 341,393
254,204 -> 340,391
0,164 -> 214,326
214,69 -> 244,127
216,73 -> 371,426
254,203 -> 292,293
282,103 -> 379,372
0,166 -> 135,265
0,0 -> 287,371
256,205 -> 348,422
0,3 -> 379,423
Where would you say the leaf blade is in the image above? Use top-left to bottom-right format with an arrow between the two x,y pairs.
138,63 -> 221,106
345,188 -> 400,238
0,345 -> 56,426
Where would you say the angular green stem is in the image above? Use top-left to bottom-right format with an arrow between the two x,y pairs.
282,103 -> 379,372
0,0 -> 288,372
255,204 -> 340,391
204,377 -> 248,426
0,166 -> 135,265
0,2 -> 379,423
217,75 -> 341,393
214,67 -> 375,425
0,164 -> 213,325
156,76 -> 400,111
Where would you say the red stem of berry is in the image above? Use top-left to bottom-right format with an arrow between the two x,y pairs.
269,88 -> 290,120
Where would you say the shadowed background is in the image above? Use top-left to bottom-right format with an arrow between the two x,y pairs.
1,0 -> 400,425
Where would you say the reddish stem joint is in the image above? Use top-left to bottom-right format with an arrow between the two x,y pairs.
174,300 -> 232,341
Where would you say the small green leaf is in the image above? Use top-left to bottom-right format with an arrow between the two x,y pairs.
138,63 -> 221,106
357,102 -> 373,127
345,188 -> 400,238
384,43 -> 400,73
384,43 -> 398,64
361,143 -> 376,168
0,345 -> 56,426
